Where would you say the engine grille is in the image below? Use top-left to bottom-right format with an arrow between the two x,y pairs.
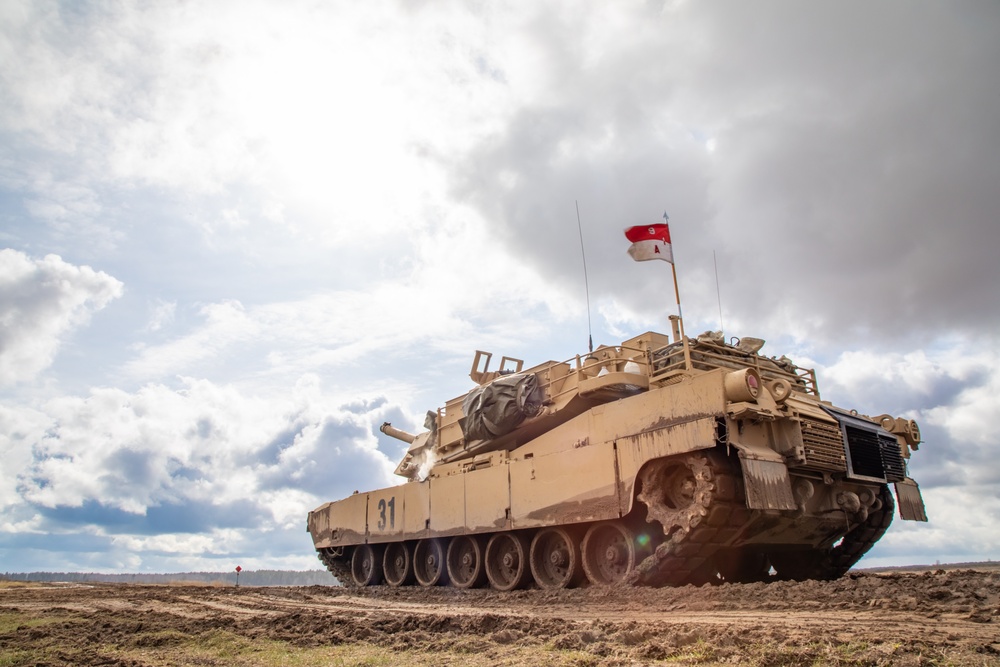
798,417 -> 848,473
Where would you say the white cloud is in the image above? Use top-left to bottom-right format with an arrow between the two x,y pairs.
0,1 -> 519,250
924,359 -> 1000,449
0,403 -> 49,512
3,375 -> 401,571
0,249 -> 123,385
864,484 -> 1000,567
125,300 -> 261,380
821,341 -> 988,412
144,299 -> 176,333
820,339 -> 1000,491
120,212 -> 574,397
19,377 -> 396,511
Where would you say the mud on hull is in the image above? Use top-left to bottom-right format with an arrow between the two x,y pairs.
317,446 -> 896,589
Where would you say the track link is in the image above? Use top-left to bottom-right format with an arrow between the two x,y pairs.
317,548 -> 355,587
827,484 -> 895,574
768,484 -> 895,581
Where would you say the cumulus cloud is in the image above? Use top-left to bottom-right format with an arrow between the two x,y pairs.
0,0 -> 511,250
19,378 -> 398,512
0,249 -> 123,385
819,340 -> 1000,486
3,375 -> 401,571
6,3 -> 998,345
0,403 -> 50,512
866,485 -> 1000,567
120,223 -> 571,401
821,342 -> 991,416
923,354 -> 1000,451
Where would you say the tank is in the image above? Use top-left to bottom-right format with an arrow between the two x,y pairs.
307,323 -> 927,588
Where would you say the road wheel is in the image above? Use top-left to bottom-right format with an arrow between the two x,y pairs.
413,539 -> 449,587
581,521 -> 636,585
530,527 -> 583,589
447,535 -> 486,589
382,541 -> 413,587
350,544 -> 383,587
485,532 -> 531,591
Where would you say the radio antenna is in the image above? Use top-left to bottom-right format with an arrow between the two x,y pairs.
576,200 -> 593,353
714,249 -> 725,334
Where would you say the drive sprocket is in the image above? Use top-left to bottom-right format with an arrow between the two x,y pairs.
635,453 -> 715,538
630,450 -> 747,586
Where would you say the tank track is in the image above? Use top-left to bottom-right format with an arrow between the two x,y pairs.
827,484 -> 896,574
770,484 -> 895,581
629,449 -> 748,587
317,548 -> 355,588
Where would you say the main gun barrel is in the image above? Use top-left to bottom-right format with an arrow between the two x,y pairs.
380,422 -> 416,444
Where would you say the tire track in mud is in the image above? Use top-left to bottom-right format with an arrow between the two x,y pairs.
1,568 -> 998,665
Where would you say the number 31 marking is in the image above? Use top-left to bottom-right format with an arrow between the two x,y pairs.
377,497 -> 396,531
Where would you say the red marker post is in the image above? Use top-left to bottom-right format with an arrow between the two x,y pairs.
235,565 -> 242,588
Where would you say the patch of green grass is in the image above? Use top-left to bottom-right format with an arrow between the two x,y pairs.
0,611 -> 86,667
0,650 -> 32,667
671,639 -> 719,664
0,611 -> 72,634
111,630 -> 493,667
3,618 -> 514,667
833,640 -> 871,658
114,630 -> 687,667
541,645 -> 603,666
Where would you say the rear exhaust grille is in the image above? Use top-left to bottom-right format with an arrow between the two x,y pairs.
794,410 -> 908,484
845,427 -> 906,483
844,426 -> 885,479
827,408 -> 907,483
879,438 -> 906,482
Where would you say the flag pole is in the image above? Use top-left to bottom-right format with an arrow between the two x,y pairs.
624,213 -> 693,374
665,212 -> 693,372
576,200 -> 594,353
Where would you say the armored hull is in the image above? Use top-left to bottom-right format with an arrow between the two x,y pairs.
307,329 -> 926,588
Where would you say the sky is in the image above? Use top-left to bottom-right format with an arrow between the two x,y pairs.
1,0 -> 998,574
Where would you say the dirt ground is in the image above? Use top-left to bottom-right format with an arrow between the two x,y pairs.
2,568 -> 999,666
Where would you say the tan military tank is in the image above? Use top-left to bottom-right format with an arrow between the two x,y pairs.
307,319 -> 926,588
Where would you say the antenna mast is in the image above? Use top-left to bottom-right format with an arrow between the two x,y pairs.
576,200 -> 593,353
714,249 -> 724,334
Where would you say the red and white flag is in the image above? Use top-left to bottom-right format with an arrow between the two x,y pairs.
625,222 -> 673,263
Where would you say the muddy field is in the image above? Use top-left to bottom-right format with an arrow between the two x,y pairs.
2,568 -> 999,666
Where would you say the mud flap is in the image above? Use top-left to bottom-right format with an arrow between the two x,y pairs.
738,456 -> 797,511
894,477 -> 928,522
